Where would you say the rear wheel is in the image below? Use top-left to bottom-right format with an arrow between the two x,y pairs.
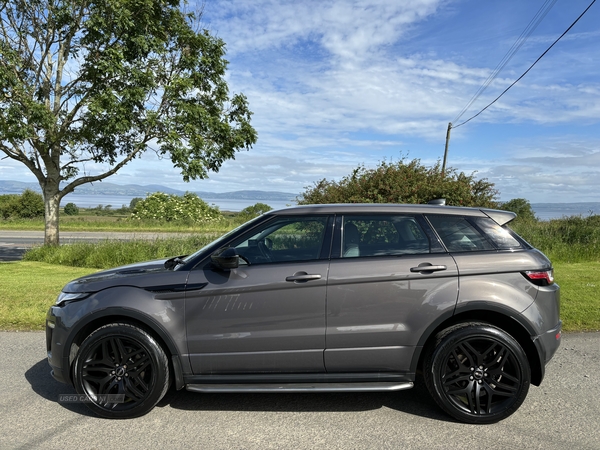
73,323 -> 170,419
424,323 -> 530,424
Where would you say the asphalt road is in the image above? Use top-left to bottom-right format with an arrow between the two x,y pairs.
0,331 -> 598,449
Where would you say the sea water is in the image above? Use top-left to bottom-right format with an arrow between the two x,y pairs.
59,194 -> 600,219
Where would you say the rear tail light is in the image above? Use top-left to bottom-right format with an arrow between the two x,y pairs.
522,269 -> 554,286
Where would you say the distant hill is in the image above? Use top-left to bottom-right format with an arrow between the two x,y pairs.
195,190 -> 296,201
0,180 -> 297,201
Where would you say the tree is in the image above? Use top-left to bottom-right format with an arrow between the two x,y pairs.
298,158 -> 498,208
501,198 -> 537,222
0,1 -> 257,245
63,202 -> 79,215
236,202 -> 273,222
129,197 -> 143,210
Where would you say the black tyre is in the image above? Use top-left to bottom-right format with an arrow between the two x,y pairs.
424,323 -> 531,424
73,323 -> 170,419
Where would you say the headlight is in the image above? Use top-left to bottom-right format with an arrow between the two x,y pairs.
55,292 -> 91,306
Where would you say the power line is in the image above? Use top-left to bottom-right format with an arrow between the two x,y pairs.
453,0 -> 597,129
452,0 -> 559,124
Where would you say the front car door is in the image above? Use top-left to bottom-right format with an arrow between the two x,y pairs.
325,213 -> 458,374
185,215 -> 332,374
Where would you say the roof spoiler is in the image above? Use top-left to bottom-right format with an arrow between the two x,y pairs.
482,209 -> 517,226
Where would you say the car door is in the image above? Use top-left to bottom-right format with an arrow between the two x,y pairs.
325,214 -> 458,373
185,215 -> 332,374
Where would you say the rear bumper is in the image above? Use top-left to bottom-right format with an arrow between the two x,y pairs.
535,320 -> 562,364
531,320 -> 562,384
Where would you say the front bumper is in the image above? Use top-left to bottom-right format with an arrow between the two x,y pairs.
46,306 -> 71,385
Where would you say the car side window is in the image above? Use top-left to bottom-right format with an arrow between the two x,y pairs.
342,215 -> 430,258
427,215 -> 495,252
473,218 -> 522,249
233,216 -> 328,265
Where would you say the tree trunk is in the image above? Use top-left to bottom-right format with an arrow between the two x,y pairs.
43,186 -> 61,246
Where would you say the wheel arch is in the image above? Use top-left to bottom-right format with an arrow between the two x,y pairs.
64,308 -> 185,389
411,304 -> 544,386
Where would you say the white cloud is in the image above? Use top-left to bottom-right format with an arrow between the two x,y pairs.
208,0 -> 442,58
4,0 -> 600,205
451,137 -> 600,202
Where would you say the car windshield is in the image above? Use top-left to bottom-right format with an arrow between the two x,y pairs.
179,215 -> 266,266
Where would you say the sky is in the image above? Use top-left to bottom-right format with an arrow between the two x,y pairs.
2,0 -> 600,203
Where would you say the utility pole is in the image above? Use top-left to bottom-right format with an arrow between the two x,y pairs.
442,122 -> 452,176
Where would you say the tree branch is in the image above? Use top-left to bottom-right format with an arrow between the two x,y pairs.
60,146 -> 146,197
0,140 -> 45,183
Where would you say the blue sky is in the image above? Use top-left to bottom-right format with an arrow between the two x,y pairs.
2,0 -> 599,202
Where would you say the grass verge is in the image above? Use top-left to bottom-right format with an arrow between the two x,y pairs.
1,261 -> 597,332
23,235 -> 218,269
0,215 -> 236,233
0,262 -> 94,330
554,261 -> 600,332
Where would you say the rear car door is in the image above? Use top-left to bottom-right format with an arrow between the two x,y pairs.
325,214 -> 458,373
185,215 -> 332,374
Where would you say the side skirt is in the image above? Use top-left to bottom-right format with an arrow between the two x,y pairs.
186,381 -> 414,393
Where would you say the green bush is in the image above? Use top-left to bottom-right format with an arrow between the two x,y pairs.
0,194 -> 18,219
297,158 -> 498,208
0,189 -> 44,219
511,214 -> 600,263
236,202 -> 273,223
18,189 -> 45,218
63,202 -> 80,215
131,192 -> 222,223
129,197 -> 143,209
501,198 -> 537,222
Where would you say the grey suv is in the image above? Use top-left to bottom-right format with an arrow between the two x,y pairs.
46,203 -> 561,423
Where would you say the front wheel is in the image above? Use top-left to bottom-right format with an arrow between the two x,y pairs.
424,323 -> 531,424
73,323 -> 170,419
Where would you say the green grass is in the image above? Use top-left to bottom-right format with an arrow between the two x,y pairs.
0,215 -> 235,233
23,235 -> 218,269
511,215 -> 600,263
1,260 -> 598,332
0,262 -> 94,330
554,261 -> 600,332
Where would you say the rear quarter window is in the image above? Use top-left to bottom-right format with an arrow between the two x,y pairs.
426,215 -> 495,252
473,217 -> 523,249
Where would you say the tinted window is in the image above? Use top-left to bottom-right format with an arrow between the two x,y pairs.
427,215 -> 495,252
233,216 -> 328,264
474,218 -> 522,249
342,215 -> 430,258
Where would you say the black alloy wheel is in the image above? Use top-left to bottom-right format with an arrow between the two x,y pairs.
73,323 -> 170,419
425,323 -> 531,424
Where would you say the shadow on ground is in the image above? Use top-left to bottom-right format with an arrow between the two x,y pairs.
26,358 -> 452,422
0,246 -> 27,261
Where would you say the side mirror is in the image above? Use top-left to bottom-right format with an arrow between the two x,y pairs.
211,247 -> 240,270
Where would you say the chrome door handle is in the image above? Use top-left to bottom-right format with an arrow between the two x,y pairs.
286,273 -> 322,282
410,264 -> 447,273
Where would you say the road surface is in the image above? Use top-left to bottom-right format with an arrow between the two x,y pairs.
0,331 -> 598,449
